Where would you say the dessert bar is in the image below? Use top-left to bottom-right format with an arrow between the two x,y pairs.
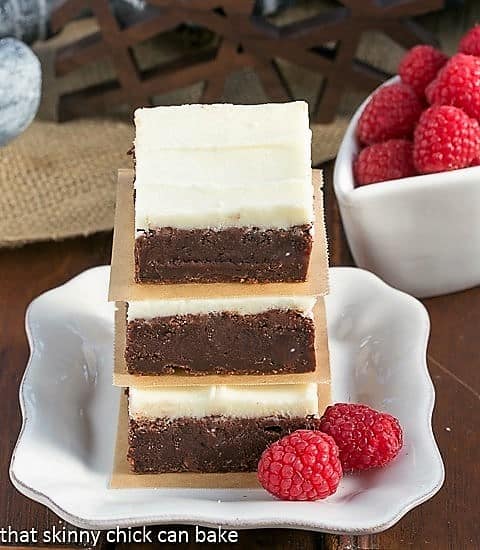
125,295 -> 317,376
133,102 -> 313,283
127,384 -> 323,473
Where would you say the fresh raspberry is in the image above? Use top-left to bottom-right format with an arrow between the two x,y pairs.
319,403 -> 403,472
424,79 -> 436,104
398,45 -> 448,98
354,139 -> 416,186
413,105 -> 480,174
459,25 -> 480,57
357,82 -> 423,145
426,53 -> 480,120
257,430 -> 342,501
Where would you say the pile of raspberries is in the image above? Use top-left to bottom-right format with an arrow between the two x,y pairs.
354,25 -> 480,186
257,403 -> 403,501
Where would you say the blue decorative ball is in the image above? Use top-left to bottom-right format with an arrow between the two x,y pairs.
0,38 -> 41,146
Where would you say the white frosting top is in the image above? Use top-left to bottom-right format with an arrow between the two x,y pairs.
129,384 -> 319,420
127,295 -> 316,319
133,102 -> 313,230
134,102 -> 310,149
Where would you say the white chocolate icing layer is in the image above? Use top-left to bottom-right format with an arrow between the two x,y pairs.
134,102 -> 310,149
135,146 -> 310,187
127,295 -> 316,320
129,384 -> 319,420
133,102 -> 313,230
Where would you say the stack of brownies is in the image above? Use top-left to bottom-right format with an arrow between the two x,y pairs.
109,101 -> 331,475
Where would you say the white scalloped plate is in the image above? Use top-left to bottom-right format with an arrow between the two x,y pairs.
10,266 -> 443,534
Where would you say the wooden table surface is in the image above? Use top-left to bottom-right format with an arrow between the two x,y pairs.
0,162 -> 478,549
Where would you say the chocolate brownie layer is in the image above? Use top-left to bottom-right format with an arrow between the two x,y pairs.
128,415 -> 322,473
134,225 -> 312,283
125,310 -> 316,375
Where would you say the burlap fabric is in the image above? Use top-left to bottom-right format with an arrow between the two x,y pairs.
0,5 -> 474,247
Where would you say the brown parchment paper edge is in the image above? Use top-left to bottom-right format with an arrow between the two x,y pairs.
108,170 -> 329,302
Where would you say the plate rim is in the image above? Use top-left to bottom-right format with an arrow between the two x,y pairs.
9,266 -> 445,534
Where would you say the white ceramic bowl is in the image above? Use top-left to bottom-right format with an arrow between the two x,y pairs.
334,76 -> 480,298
